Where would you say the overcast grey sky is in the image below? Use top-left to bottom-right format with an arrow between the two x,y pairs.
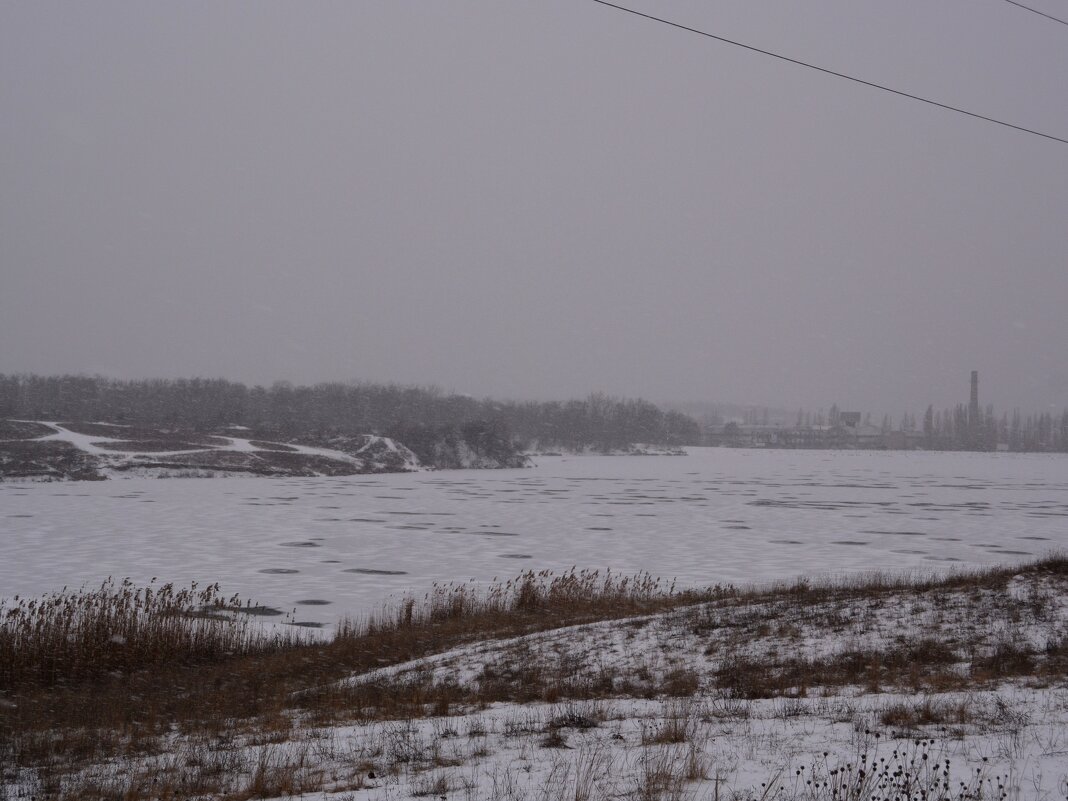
2,1 -> 1066,414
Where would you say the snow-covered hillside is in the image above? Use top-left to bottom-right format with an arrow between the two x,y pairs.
0,420 -> 421,480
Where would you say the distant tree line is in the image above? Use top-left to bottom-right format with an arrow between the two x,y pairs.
0,374 -> 700,452
919,403 -> 1068,453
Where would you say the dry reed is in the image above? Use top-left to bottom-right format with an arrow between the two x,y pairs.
0,578 -> 301,691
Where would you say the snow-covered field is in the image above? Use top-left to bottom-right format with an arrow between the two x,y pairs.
2,448 -> 1067,627
42,690 -> 1068,801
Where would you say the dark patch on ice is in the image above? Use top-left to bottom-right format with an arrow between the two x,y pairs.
769,539 -> 803,545
499,553 -> 532,559
280,541 -> 320,548
6,514 -> 33,518
259,568 -> 299,574
234,605 -> 285,616
296,599 -> 332,605
468,530 -> 520,537
831,540 -> 869,546
863,530 -> 927,536
924,556 -> 963,562
1019,536 -> 1049,541
724,525 -> 750,530
288,621 -> 325,628
349,518 -> 387,523
994,550 -> 1032,555
891,549 -> 929,555
586,527 -> 613,531
321,560 -> 341,564
344,568 -> 408,575
387,524 -> 429,530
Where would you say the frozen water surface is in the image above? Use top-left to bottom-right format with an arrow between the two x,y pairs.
2,448 -> 1067,627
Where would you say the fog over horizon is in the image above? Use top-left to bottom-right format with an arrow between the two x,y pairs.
2,2 -> 1066,417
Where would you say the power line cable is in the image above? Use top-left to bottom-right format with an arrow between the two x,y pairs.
1001,0 -> 1068,28
591,0 -> 1068,146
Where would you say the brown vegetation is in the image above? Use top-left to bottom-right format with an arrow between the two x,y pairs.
0,420 -> 55,439
90,439 -> 211,452
3,557 -> 1067,799
0,570 -> 700,782
0,439 -> 103,480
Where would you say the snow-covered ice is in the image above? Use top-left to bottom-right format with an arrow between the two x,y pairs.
1,448 -> 1066,627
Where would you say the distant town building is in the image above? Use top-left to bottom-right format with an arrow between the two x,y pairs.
706,371 -> 1008,452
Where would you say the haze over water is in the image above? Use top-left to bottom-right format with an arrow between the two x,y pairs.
3,2 -> 1067,413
